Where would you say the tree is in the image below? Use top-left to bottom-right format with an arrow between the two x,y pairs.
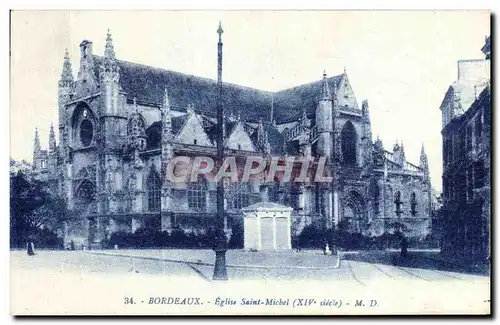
10,166 -> 67,248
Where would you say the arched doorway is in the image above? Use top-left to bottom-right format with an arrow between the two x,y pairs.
74,178 -> 97,245
342,190 -> 366,233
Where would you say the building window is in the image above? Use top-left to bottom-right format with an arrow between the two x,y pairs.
474,160 -> 485,189
394,191 -> 402,216
475,113 -> 482,140
147,169 -> 161,212
410,192 -> 417,216
80,119 -> 94,147
466,125 -> 473,152
229,183 -> 253,210
341,121 -> 357,166
374,184 -> 381,214
187,176 -> 207,211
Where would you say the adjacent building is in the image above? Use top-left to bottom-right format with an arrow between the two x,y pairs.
32,27 -> 432,247
440,36 -> 491,260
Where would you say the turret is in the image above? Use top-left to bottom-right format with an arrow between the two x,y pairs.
58,49 -> 73,151
315,71 -> 333,158
372,135 -> 385,166
49,123 -> 56,152
162,88 -> 172,141
392,140 -> 406,167
33,128 -> 40,167
256,118 -> 266,152
99,29 -> 120,116
48,123 -> 58,176
420,143 -> 430,182
361,100 -> 373,170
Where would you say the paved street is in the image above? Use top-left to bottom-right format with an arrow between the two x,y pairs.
10,249 -> 489,283
10,249 -> 490,315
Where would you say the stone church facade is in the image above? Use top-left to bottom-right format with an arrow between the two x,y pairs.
32,29 -> 432,247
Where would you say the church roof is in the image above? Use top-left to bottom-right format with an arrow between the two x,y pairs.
273,75 -> 343,123
93,55 -> 343,124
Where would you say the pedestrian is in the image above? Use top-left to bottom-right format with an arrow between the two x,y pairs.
70,240 -> 75,251
322,237 -> 328,255
26,240 -> 35,256
400,236 -> 408,259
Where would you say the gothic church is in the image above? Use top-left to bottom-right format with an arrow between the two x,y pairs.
32,28 -> 432,247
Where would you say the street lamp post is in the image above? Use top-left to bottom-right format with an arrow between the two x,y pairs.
213,21 -> 228,281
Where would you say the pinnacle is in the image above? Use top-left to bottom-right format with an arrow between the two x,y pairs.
320,70 -> 331,100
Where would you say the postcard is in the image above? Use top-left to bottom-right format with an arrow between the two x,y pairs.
9,10 -> 491,315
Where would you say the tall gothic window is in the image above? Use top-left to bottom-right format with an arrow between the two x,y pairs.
394,191 -> 402,216
410,192 -> 417,216
80,119 -> 94,147
147,169 -> 161,212
341,121 -> 357,166
187,176 -> 207,211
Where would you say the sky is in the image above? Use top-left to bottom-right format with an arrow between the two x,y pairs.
10,10 -> 490,192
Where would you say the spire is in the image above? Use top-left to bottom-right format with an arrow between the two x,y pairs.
33,128 -> 40,162
257,118 -> 266,150
264,130 -> 271,155
362,100 -> 370,118
374,134 -> 383,150
104,28 -> 116,59
133,97 -> 139,113
163,87 -> 170,109
420,143 -> 428,169
383,159 -> 388,180
217,21 -> 224,42
301,106 -> 308,127
270,92 -> 274,123
59,48 -> 74,85
49,123 -> 56,151
320,70 -> 331,100
162,87 -> 172,139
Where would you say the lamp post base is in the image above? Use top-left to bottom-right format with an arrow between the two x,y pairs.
213,249 -> 228,281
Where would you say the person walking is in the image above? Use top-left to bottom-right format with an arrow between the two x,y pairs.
26,241 -> 35,256
400,236 -> 409,259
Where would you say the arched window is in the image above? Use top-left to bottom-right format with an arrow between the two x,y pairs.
341,121 -> 357,166
75,179 -> 95,201
394,191 -> 402,216
187,176 -> 207,211
147,169 -> 161,212
374,183 -> 381,214
74,179 -> 96,214
80,119 -> 94,147
146,123 -> 161,149
410,192 -> 417,216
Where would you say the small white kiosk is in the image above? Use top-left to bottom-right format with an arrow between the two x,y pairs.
242,202 -> 293,251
